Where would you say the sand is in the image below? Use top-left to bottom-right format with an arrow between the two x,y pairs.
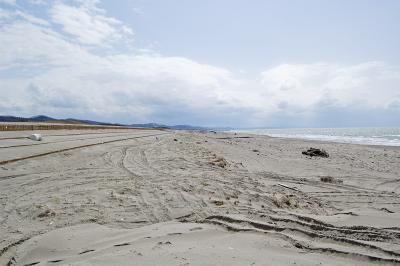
1,129 -> 400,265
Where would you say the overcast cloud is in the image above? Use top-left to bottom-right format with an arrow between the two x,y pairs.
0,0 -> 399,127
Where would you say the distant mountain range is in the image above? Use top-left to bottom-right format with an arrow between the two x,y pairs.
0,115 -> 232,131
0,115 -> 124,126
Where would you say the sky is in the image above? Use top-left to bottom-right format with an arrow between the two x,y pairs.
0,0 -> 399,127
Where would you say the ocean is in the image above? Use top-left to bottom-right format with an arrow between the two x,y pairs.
232,127 -> 400,146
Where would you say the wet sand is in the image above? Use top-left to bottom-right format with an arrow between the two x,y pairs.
1,129 -> 400,265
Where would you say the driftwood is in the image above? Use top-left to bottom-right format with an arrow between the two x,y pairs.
302,147 -> 329,158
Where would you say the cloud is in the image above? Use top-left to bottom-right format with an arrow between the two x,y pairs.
0,15 -> 241,122
50,1 -> 133,45
15,10 -> 49,25
0,8 -> 12,20
0,1 -> 399,127
0,0 -> 16,6
259,62 -> 400,114
0,8 -> 49,26
132,7 -> 144,15
28,0 -> 46,4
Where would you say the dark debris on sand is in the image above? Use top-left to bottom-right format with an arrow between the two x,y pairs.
302,148 -> 329,158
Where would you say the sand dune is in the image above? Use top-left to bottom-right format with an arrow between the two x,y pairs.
1,129 -> 400,265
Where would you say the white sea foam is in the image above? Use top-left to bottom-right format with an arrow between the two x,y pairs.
231,127 -> 400,146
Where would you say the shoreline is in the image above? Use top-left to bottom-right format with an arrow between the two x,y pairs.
230,127 -> 400,147
1,129 -> 400,265
228,130 -> 400,149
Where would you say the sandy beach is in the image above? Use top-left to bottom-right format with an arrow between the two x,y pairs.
1,128 -> 400,265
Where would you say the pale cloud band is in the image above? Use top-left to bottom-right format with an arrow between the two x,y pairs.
0,0 -> 399,126
50,1 -> 132,45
